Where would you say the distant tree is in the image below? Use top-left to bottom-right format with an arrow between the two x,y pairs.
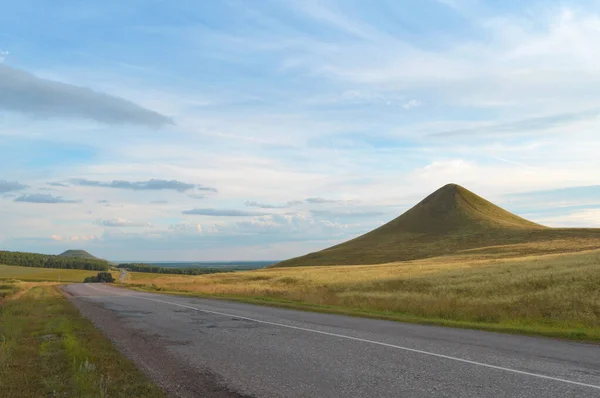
96,272 -> 115,283
117,263 -> 233,275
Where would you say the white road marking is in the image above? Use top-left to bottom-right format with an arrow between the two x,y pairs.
82,283 -> 600,391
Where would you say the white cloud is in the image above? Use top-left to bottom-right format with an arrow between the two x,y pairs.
97,218 -> 150,227
403,99 -> 422,110
537,209 -> 600,228
4,2 -> 600,260
51,234 -> 99,242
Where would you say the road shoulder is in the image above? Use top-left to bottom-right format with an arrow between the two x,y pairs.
63,284 -> 250,398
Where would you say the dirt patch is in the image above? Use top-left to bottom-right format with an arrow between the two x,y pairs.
62,286 -> 252,398
0,281 -> 58,304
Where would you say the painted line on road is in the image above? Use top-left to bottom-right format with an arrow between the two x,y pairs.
83,283 -> 600,391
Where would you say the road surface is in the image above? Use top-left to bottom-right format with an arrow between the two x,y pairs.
63,283 -> 600,398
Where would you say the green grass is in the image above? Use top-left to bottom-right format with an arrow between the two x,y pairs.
0,281 -> 20,300
0,264 -> 108,282
125,249 -> 600,342
276,184 -> 600,267
0,283 -> 164,397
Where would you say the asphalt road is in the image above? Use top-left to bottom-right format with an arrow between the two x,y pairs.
64,283 -> 600,398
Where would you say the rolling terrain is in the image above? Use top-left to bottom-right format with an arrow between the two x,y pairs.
275,183 -> 600,267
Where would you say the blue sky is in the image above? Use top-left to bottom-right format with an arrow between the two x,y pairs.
1,0 -> 600,261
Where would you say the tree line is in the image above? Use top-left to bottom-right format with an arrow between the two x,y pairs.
117,263 -> 233,275
0,250 -> 109,271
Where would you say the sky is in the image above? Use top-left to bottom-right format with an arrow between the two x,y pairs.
1,0 -> 600,261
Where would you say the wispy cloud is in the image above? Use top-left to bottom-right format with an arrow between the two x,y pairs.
245,201 -> 287,209
96,218 -> 149,227
14,193 -> 80,204
429,109 -> 600,138
305,197 -> 336,204
0,180 -> 27,193
311,209 -> 385,218
69,178 -> 215,192
0,64 -> 173,127
48,182 -> 70,187
182,208 -> 267,217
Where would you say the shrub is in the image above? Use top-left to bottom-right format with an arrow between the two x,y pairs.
83,272 -> 115,283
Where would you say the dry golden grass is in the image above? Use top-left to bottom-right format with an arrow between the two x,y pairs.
126,247 -> 600,340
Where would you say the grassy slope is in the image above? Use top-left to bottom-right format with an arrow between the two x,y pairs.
0,264 -> 111,282
275,184 -> 600,267
125,249 -> 600,341
0,283 -> 164,397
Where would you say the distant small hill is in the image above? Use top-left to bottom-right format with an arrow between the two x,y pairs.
58,250 -> 99,260
274,183 -> 600,267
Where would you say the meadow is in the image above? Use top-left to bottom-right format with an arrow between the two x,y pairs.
126,248 -> 600,340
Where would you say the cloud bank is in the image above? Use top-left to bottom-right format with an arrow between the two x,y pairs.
14,193 -> 80,204
0,64 -> 173,127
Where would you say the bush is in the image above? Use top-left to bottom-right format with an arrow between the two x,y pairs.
83,272 -> 115,283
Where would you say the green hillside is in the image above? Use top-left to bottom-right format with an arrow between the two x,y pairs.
275,183 -> 600,267
58,250 -> 98,259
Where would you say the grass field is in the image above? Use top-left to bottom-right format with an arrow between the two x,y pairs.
0,282 -> 164,397
126,248 -> 600,341
0,264 -> 112,282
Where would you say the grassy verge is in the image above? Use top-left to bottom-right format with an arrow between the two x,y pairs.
124,249 -> 600,342
0,282 -> 164,397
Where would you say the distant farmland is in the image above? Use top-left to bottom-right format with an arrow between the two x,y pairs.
0,264 -> 109,282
